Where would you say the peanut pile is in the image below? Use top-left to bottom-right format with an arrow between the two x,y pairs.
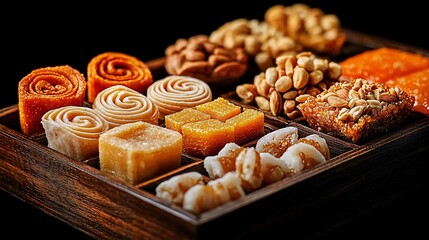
209,18 -> 302,71
235,51 -> 342,119
264,3 -> 346,55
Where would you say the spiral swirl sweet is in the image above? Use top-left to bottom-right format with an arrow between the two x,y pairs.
92,85 -> 159,128
87,52 -> 153,103
41,106 -> 109,161
147,75 -> 212,115
18,65 -> 87,135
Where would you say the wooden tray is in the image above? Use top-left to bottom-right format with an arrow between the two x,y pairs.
1,28 -> 428,239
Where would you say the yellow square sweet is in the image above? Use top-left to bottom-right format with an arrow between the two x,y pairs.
195,97 -> 241,122
225,108 -> 265,145
164,108 -> 211,134
99,121 -> 182,184
181,119 -> 235,157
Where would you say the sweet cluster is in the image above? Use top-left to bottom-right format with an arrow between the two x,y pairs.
14,3 -> 425,217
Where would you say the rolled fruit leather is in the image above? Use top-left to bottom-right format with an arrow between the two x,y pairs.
18,65 -> 87,135
87,52 -> 153,103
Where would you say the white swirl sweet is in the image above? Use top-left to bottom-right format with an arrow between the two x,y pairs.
92,85 -> 159,128
147,75 -> 213,115
41,106 -> 110,161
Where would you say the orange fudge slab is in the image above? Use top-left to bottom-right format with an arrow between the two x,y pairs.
387,68 -> 429,115
165,108 -> 211,134
195,97 -> 241,122
182,119 -> 235,157
340,47 -> 429,83
18,65 -> 87,135
99,121 -> 182,184
225,108 -> 265,145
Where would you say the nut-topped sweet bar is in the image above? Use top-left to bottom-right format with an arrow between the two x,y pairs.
1,3 -> 429,239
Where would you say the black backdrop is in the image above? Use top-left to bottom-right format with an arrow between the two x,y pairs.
4,0 -> 429,106
2,1 -> 428,239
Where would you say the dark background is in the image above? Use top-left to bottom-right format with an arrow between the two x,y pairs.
2,1 -> 428,239
3,0 -> 429,106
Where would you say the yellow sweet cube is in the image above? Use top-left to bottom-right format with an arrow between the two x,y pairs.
181,119 -> 235,157
99,121 -> 182,184
195,97 -> 241,122
164,108 -> 211,134
225,108 -> 265,145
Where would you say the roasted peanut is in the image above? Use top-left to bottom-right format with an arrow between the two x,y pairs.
286,109 -> 302,119
283,99 -> 297,113
283,90 -> 298,100
327,62 -> 342,80
297,56 -> 314,72
313,58 -> 328,71
270,91 -> 283,116
308,69 -> 324,85
236,84 -> 258,104
255,52 -> 274,71
244,35 -> 260,55
255,96 -> 270,111
265,67 -> 278,87
275,76 -> 293,92
285,56 -> 296,77
293,67 -> 309,89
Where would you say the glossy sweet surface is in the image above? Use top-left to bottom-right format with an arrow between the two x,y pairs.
18,65 -> 86,135
87,52 -> 153,103
340,47 -> 429,83
99,121 -> 182,184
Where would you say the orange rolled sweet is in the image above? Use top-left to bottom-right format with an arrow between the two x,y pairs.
18,65 -> 87,136
87,52 -> 153,103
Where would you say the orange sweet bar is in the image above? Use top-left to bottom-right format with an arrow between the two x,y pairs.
18,65 -> 87,135
164,108 -> 211,134
340,47 -> 429,83
87,52 -> 153,103
181,119 -> 235,157
195,97 -> 241,122
225,108 -> 265,145
387,68 -> 429,115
